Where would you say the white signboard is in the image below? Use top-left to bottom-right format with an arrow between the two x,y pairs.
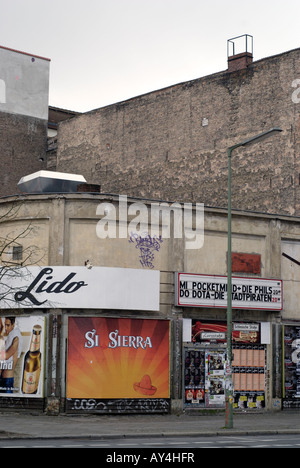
175,273 -> 282,310
0,266 -> 160,311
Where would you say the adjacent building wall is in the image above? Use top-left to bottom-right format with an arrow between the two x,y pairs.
55,47 -> 300,216
0,46 -> 50,197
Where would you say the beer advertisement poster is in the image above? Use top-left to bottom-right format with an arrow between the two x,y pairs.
67,317 -> 170,399
0,316 -> 45,398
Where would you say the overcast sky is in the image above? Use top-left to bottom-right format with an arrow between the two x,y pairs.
0,0 -> 299,113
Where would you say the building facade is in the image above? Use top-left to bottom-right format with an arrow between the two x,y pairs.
0,190 -> 299,414
1,39 -> 300,415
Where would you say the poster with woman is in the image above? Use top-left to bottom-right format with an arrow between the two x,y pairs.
0,316 -> 45,397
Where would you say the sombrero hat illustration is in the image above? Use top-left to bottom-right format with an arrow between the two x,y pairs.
133,374 -> 157,396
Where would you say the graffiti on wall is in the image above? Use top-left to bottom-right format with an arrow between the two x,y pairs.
129,232 -> 163,269
67,398 -> 170,414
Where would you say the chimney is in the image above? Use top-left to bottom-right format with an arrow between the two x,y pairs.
227,34 -> 253,72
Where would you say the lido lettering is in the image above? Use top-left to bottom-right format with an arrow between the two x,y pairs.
14,267 -> 88,306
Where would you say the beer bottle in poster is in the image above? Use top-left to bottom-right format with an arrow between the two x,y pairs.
22,325 -> 42,394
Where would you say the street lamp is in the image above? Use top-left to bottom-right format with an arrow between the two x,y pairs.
225,127 -> 282,429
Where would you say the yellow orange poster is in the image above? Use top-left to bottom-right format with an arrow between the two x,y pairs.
67,317 -> 170,399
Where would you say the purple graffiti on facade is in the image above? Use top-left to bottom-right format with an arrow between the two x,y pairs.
129,233 -> 163,269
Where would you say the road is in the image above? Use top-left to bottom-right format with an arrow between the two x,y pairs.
1,434 -> 300,448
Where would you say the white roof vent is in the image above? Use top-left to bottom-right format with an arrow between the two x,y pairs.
18,170 -> 87,193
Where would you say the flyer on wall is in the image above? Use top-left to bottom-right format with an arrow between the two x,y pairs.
206,351 -> 226,406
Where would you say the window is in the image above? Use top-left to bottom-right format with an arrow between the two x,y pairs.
12,245 -> 23,261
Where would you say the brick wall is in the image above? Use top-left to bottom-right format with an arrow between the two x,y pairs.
0,112 -> 46,196
227,52 -> 253,72
56,48 -> 300,215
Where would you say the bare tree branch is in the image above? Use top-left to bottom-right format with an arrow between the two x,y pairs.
0,198 -> 46,308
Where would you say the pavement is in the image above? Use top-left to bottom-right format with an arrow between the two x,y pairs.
1,410 -> 300,440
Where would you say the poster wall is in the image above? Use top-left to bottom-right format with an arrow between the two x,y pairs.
283,325 -> 300,408
183,321 -> 266,409
184,349 -> 226,407
0,315 -> 45,397
67,317 -> 170,400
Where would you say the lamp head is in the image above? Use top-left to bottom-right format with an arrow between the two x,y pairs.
240,127 -> 283,147
228,128 -> 283,154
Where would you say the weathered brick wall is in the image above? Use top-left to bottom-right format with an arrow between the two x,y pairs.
0,112 -> 46,196
56,48 -> 300,215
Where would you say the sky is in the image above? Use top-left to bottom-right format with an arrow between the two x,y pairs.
0,0 -> 299,113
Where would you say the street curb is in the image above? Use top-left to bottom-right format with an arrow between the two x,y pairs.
1,428 -> 300,441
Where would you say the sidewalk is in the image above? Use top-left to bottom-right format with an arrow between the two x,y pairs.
1,411 -> 300,440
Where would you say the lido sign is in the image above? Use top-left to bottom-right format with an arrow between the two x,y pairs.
0,266 -> 160,311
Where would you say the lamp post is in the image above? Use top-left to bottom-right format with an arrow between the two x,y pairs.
225,127 -> 282,429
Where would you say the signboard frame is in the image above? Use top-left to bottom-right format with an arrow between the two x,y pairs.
66,317 -> 170,400
175,272 -> 282,311
0,266 -> 160,311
